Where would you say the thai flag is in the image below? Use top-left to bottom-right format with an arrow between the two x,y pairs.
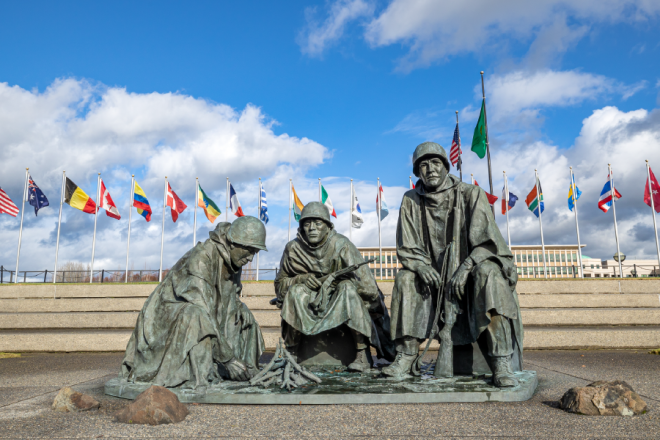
598,174 -> 622,212
229,183 -> 244,217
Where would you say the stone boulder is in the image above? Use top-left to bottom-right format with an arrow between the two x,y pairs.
52,387 -> 100,412
560,380 -> 647,416
114,386 -> 188,425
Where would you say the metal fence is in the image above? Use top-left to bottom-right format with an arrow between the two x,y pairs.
0,266 -> 279,283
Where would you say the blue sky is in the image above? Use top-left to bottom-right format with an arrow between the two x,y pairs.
2,0 -> 660,273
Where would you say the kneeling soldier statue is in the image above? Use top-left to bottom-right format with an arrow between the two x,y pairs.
383,142 -> 524,387
275,202 -> 395,372
120,216 -> 267,388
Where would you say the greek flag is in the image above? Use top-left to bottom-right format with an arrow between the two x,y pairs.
259,181 -> 269,224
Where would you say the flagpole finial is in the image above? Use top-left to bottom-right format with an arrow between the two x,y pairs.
165,176 -> 167,179
480,71 -> 484,74
570,166 -> 573,169
646,160 -> 649,163
455,110 -> 458,114
98,172 -> 101,175
26,167 -> 29,170
131,174 -> 134,177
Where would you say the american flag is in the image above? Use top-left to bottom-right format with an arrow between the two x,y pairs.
449,122 -> 461,168
0,187 -> 19,217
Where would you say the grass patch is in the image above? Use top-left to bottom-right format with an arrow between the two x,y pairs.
0,352 -> 21,359
649,348 -> 660,355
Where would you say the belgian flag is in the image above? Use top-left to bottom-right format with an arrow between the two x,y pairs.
64,177 -> 97,214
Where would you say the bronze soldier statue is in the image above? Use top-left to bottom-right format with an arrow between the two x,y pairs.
383,142 -> 523,387
275,202 -> 395,372
120,216 -> 267,388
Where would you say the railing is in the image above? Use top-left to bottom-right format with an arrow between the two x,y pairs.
0,266 -> 279,283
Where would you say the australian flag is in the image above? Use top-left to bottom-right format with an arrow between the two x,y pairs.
27,174 -> 49,216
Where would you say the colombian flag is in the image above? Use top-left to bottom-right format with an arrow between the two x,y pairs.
133,181 -> 152,221
64,178 -> 96,214
198,184 -> 221,223
291,183 -> 304,221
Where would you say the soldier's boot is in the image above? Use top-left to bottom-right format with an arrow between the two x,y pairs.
491,355 -> 519,388
347,330 -> 372,372
381,337 -> 419,377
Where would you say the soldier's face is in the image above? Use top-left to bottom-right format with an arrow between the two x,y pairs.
229,244 -> 256,268
419,157 -> 447,190
302,219 -> 330,244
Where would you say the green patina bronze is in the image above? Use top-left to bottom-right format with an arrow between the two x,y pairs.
118,217 -> 266,389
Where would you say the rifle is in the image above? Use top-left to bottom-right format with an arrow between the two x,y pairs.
309,258 -> 376,314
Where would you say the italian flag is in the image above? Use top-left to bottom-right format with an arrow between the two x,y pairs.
321,184 -> 337,218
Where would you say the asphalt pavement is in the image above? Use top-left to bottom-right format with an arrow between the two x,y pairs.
0,350 -> 659,439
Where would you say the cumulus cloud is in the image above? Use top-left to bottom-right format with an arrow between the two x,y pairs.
297,0 -> 375,57
363,0 -> 660,71
0,78 -> 328,275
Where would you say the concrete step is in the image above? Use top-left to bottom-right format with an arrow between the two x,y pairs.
1,327 -> 658,352
3,307 -> 660,329
4,293 -> 658,314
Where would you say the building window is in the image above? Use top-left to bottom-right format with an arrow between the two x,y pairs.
517,267 -> 522,274
534,254 -> 538,262
375,269 -> 381,277
550,254 -> 555,262
522,255 -> 527,263
568,266 -> 573,274
561,254 -> 566,262
392,255 -> 397,264
591,264 -> 594,269
393,268 -> 398,277
387,255 -> 392,264
371,269 -> 375,276
562,267 -> 567,275
364,255 -> 370,262
573,253 -> 578,262
516,255 -> 521,263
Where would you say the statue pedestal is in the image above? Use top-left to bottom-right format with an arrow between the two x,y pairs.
105,369 -> 537,404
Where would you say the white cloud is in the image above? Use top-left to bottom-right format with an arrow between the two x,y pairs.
0,78 -> 329,275
297,0 -> 374,57
357,0 -> 660,71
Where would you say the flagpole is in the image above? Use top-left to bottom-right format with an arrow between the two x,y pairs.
646,161 -> 660,274
471,174 -> 474,185
14,168 -> 28,283
159,176 -> 167,282
90,172 -> 101,283
125,175 -> 134,283
409,176 -> 413,190
193,177 -> 198,246
503,171 -> 511,249
256,177 -> 261,281
288,179 -> 292,242
570,167 -> 584,278
456,110 -> 463,182
318,178 -> 321,202
377,178 -> 382,281
535,169 -> 547,278
225,177 -> 229,221
609,164 -> 623,278
349,179 -> 353,242
53,171 -> 65,283
480,71 -> 495,217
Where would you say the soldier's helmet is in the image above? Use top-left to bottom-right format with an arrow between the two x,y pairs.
412,142 -> 449,176
299,202 -> 334,228
227,216 -> 268,251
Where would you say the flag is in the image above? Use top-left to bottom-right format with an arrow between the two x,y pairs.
166,182 -> 187,222
501,187 -> 518,215
64,177 -> 96,214
133,180 -> 152,221
377,182 -> 389,220
409,177 -> 415,190
321,184 -> 337,218
351,186 -> 363,228
474,179 -> 499,205
598,173 -> 622,213
450,122 -> 462,167
567,176 -> 582,212
259,181 -> 268,224
27,174 -> 49,216
525,179 -> 545,218
229,183 -> 244,217
644,167 -> 660,214
0,187 -> 19,217
291,183 -> 304,222
471,100 -> 487,159
197,184 -> 221,223
99,179 -> 120,220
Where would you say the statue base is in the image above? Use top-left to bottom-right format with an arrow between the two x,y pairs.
104,369 -> 537,404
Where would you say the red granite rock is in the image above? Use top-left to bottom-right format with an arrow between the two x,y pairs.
113,386 -> 188,425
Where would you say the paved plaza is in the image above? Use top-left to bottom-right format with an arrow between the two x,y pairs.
0,350 -> 658,439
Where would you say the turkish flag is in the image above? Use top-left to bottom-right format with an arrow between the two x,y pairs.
644,167 -> 660,213
474,179 -> 499,206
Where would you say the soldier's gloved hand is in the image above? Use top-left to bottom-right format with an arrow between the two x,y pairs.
223,357 -> 253,382
235,303 -> 254,330
301,274 -> 323,291
416,265 -> 442,289
450,259 -> 473,301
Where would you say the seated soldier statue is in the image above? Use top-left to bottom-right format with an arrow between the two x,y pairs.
120,216 -> 267,389
383,142 -> 523,387
274,202 -> 395,372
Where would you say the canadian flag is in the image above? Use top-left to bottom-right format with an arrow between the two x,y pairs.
166,182 -> 187,222
99,179 -> 121,220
